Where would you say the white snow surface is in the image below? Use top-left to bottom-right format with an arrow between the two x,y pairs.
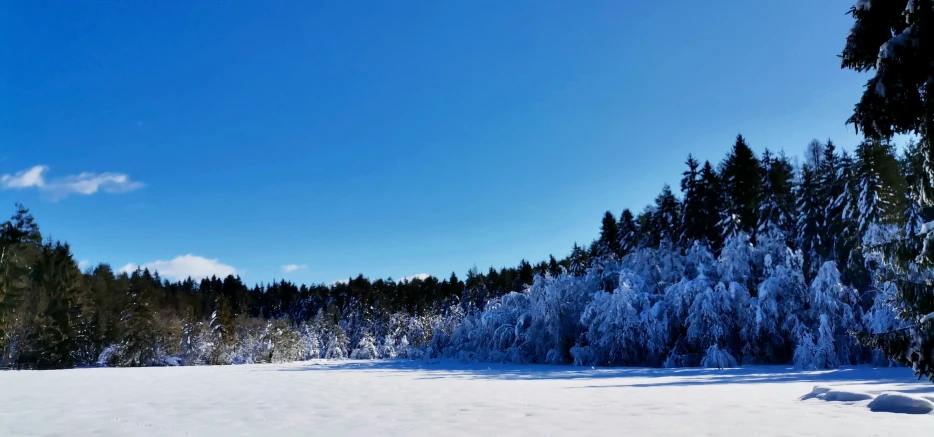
1,361 -> 932,436
868,392 -> 934,414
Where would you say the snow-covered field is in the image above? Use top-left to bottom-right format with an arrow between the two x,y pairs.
2,361 -> 931,436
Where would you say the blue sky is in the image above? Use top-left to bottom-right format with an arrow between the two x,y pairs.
2,1 -> 871,284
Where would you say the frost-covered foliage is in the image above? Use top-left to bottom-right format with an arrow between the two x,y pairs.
434,238 -> 870,369
792,262 -> 862,369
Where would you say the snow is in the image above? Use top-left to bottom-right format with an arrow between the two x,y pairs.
1,361 -> 931,436
868,392 -> 934,415
919,220 -> 934,235
819,389 -> 875,402
877,25 -> 915,70
922,312 -> 934,324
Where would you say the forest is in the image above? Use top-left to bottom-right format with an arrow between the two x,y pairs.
1,1 -> 933,381
0,134 -> 927,374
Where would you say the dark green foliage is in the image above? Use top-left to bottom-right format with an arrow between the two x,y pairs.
0,205 -> 41,349
757,149 -> 797,243
719,134 -> 763,240
796,165 -> 823,281
117,270 -> 158,367
617,209 -> 639,258
31,242 -> 82,369
597,211 -> 621,259
842,2 -> 934,381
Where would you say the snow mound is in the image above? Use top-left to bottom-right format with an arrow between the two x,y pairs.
820,389 -> 874,402
867,392 -> 934,415
800,385 -> 833,400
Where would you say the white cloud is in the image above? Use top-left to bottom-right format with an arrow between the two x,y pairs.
78,260 -> 91,270
1,165 -> 46,189
397,273 -> 430,283
282,264 -> 307,273
119,254 -> 237,280
329,278 -> 350,286
0,165 -> 143,199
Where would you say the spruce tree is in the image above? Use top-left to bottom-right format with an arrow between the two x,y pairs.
841,1 -> 934,202
31,242 -> 82,369
617,209 -> 639,258
118,270 -> 157,367
680,155 -> 706,247
597,211 -> 621,259
757,150 -> 797,244
698,161 -> 725,251
797,164 -> 823,281
568,243 -> 589,276
650,185 -> 681,245
0,205 -> 41,354
719,134 -> 763,240
818,140 -> 845,261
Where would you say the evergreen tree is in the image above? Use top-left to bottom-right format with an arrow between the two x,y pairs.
0,205 -> 41,355
617,209 -> 639,258
698,161 -> 725,251
818,140 -> 845,261
719,134 -> 763,240
649,185 -> 681,245
844,0 -> 934,374
841,1 -> 934,203
680,154 -> 706,247
597,211 -> 621,259
797,164 -> 823,281
31,242 -> 82,369
568,243 -> 589,276
757,150 -> 797,245
117,270 -> 157,367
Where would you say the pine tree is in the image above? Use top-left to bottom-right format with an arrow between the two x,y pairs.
650,185 -> 681,245
0,205 -> 41,355
698,161 -> 725,251
719,134 -> 763,240
797,164 -> 823,281
568,243 -> 589,276
841,1 -> 934,203
31,242 -> 82,369
834,151 -> 864,288
617,209 -> 639,258
818,140 -> 845,261
680,155 -> 706,247
597,211 -> 621,259
118,270 -> 157,367
757,150 -> 797,245
856,139 -> 905,244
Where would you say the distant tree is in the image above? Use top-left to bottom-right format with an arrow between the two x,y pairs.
117,271 -> 158,367
617,209 -> 639,258
757,149 -> 796,245
597,211 -> 621,259
719,134 -> 762,239
680,154 -> 706,247
796,164 -> 823,281
698,161 -> 725,251
649,185 -> 681,245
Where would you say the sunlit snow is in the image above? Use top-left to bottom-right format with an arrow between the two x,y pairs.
2,360 -> 931,436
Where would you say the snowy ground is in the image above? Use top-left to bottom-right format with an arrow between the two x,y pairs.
2,361 -> 931,436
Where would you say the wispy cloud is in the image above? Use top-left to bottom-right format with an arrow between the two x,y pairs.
1,165 -> 45,189
329,278 -> 350,287
0,165 -> 144,199
120,254 -> 237,280
78,260 -> 91,270
282,264 -> 308,273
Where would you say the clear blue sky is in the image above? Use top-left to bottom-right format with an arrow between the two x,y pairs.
2,0 -> 870,284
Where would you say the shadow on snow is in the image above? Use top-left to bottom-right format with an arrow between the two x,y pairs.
266,359 -> 925,390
